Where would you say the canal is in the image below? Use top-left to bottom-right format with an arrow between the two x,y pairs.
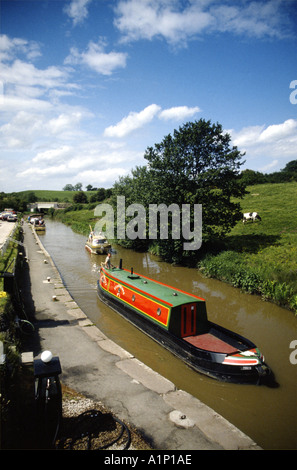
41,219 -> 297,450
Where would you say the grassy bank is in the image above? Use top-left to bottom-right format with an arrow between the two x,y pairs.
0,226 -> 21,317
50,182 -> 297,314
198,182 -> 297,313
52,203 -> 99,235
17,189 -> 96,203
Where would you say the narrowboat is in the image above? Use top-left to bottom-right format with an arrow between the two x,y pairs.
34,222 -> 46,232
31,216 -> 46,232
97,261 -> 273,385
85,230 -> 111,255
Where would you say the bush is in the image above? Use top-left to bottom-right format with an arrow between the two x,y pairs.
198,251 -> 297,313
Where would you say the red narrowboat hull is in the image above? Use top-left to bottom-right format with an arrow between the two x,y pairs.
97,264 -> 273,385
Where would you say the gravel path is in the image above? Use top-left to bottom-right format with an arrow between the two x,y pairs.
56,384 -> 153,450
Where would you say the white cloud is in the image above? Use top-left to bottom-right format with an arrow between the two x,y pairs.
258,119 -> 297,143
65,39 -> 128,75
231,119 -> 297,149
64,0 -> 92,26
17,163 -> 69,178
229,118 -> 297,171
0,111 -> 42,149
1,59 -> 69,91
104,104 -> 161,137
32,146 -> 73,164
0,95 -> 52,115
229,124 -> 265,147
78,167 -> 130,186
259,159 -> 279,172
0,108 -> 87,150
0,34 -> 41,61
114,0 -> 294,46
47,112 -> 83,135
0,34 -> 90,153
13,139 -> 143,190
114,0 -> 213,45
0,39 -> 77,124
213,1 -> 288,38
104,104 -> 200,138
159,105 -> 200,121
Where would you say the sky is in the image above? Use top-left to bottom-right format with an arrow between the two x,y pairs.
0,0 -> 297,193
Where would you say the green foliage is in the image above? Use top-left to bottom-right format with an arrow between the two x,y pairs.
73,191 -> 88,204
49,179 -> 297,313
0,193 -> 27,212
52,207 -> 95,236
199,252 -> 297,311
199,182 -> 297,312
111,119 -> 246,262
239,159 -> 297,185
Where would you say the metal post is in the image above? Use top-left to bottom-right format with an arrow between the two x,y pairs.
33,352 -> 62,448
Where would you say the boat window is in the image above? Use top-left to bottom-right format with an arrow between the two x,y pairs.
157,308 -> 161,316
132,295 -> 135,302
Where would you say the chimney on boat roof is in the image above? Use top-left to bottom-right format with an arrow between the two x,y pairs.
119,259 -> 122,269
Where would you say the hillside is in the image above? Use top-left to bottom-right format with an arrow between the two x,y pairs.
16,189 -> 97,203
199,181 -> 297,313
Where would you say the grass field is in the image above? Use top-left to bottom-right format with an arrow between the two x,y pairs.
199,182 -> 297,313
49,181 -> 297,313
17,189 -> 97,203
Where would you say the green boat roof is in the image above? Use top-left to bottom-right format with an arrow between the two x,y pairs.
104,267 -> 205,308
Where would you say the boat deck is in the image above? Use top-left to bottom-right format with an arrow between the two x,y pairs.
184,333 -> 238,354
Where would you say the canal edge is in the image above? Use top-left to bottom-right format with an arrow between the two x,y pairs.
30,224 -> 262,450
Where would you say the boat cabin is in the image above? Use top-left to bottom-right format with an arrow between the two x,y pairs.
99,265 -> 209,339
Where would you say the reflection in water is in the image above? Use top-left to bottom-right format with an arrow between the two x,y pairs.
42,220 -> 297,450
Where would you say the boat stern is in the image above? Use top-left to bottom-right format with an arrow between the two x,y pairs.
85,240 -> 111,254
222,347 -> 272,383
222,347 -> 263,367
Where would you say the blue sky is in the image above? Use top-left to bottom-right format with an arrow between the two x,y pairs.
1,0 -> 297,192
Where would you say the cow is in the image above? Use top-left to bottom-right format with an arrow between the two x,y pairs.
243,212 -> 261,223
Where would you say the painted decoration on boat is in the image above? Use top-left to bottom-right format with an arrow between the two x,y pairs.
97,262 -> 275,386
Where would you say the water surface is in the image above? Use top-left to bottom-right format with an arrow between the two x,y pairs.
41,220 -> 297,449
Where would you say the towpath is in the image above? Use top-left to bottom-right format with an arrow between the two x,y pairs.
18,222 -> 261,451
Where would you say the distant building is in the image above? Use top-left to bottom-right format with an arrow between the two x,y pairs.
27,202 -> 71,212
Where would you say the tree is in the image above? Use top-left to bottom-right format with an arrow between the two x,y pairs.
144,120 -> 246,242
111,119 -> 246,263
282,160 -> 297,173
73,191 -> 88,203
281,160 -> 297,181
63,184 -> 74,191
239,169 -> 266,185
26,191 -> 38,203
89,188 -> 107,202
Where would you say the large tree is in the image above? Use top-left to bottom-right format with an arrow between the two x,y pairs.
144,119 -> 246,241
111,119 -> 246,263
